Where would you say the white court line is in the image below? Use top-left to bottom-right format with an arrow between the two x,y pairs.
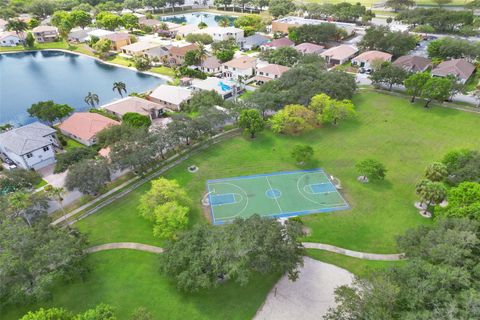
265,176 -> 283,214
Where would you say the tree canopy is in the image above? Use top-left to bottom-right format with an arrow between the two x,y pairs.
359,26 -> 417,57
27,101 -> 74,125
65,159 -> 111,195
161,215 -> 304,292
326,218 -> 480,319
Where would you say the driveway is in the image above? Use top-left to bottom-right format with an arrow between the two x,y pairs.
254,257 -> 354,320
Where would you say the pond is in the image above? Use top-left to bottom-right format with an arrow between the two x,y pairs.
0,50 -> 165,125
159,12 -> 236,27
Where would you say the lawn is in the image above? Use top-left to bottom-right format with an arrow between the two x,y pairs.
306,249 -> 405,278
4,250 -> 280,320
74,91 -> 480,253
150,66 -> 176,77
0,41 -> 93,55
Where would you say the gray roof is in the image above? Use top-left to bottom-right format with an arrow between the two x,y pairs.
0,122 -> 56,155
243,34 -> 270,47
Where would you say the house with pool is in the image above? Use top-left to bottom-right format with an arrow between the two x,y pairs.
0,122 -> 59,171
191,77 -> 238,99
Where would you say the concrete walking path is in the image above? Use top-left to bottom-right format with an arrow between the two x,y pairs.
302,242 -> 404,261
85,242 -> 164,254
84,242 -> 404,261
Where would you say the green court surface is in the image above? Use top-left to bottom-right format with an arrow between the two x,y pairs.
206,169 -> 350,224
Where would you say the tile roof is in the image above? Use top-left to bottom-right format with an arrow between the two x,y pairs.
256,63 -> 290,76
200,56 -> 221,69
0,31 -> 23,40
431,59 -> 476,80
169,43 -> 198,57
149,85 -> 192,106
103,97 -> 165,117
294,42 -> 325,54
32,25 -> 57,33
0,122 -> 56,155
320,45 -> 358,61
102,32 -> 130,42
121,41 -> 162,53
393,55 -> 431,72
58,113 -> 119,141
222,56 -> 257,70
264,37 -> 294,48
352,50 -> 392,63
145,46 -> 170,57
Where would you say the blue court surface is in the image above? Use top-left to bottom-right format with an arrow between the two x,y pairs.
206,169 -> 350,224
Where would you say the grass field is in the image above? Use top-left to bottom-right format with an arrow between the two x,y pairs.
4,250 -> 280,320
76,91 -> 480,253
6,91 -> 480,318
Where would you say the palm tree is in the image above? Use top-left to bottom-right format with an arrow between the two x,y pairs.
218,17 -> 230,27
46,186 -> 67,221
6,19 -> 28,42
112,81 -> 127,97
196,43 -> 208,62
84,92 -> 100,108
8,191 -> 33,227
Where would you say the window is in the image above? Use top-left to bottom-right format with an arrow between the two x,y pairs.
43,146 -> 49,152
26,153 -> 33,158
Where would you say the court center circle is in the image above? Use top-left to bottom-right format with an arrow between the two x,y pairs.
265,188 -> 282,199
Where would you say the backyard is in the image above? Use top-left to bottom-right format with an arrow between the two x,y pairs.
5,91 -> 480,318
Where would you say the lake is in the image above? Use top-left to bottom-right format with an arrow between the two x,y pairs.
0,51 -> 165,125
159,12 -> 236,27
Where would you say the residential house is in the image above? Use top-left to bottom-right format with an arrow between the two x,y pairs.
393,55 -> 432,73
351,50 -> 392,69
0,31 -> 24,47
121,41 -> 162,56
253,63 -> 290,84
271,16 -> 356,36
148,85 -> 193,111
431,59 -> 476,84
157,22 -> 181,37
222,56 -> 257,79
240,34 -> 270,51
58,113 -> 120,146
199,56 -> 222,74
139,18 -> 164,31
294,42 -> 325,55
200,26 -> 244,43
261,37 -> 294,51
68,28 -> 89,43
144,45 -> 170,61
170,24 -> 200,38
32,26 -> 58,43
103,96 -> 170,120
87,29 -> 114,38
167,43 -> 199,66
320,45 -> 358,65
190,77 -> 238,99
0,122 -> 58,170
101,32 -> 131,50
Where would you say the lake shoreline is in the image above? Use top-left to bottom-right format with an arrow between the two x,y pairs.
0,49 -> 173,82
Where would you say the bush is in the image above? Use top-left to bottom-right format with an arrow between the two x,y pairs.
122,112 -> 152,128
355,159 -> 387,181
185,33 -> 213,45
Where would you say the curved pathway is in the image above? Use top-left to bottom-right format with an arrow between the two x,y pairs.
85,242 -> 164,254
84,242 -> 404,261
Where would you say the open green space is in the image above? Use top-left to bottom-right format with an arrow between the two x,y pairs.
306,249 -> 405,278
3,250 -> 280,320
76,91 -> 480,253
